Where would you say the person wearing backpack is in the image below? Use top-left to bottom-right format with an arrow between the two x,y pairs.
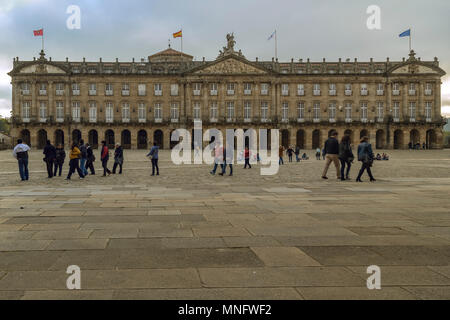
54,144 -> 66,177
338,135 -> 354,181
79,139 -> 88,176
356,136 -> 376,182
85,143 -> 96,175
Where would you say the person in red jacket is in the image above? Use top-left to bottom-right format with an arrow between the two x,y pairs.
100,140 -> 111,176
244,147 -> 251,169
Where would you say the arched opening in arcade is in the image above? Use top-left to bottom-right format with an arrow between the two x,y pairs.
410,129 -> 420,145
376,130 -> 386,149
360,129 -> 369,140
394,130 -> 404,149
121,130 -> 131,149
296,130 -> 305,149
105,130 -> 115,149
37,129 -> 47,149
426,129 -> 437,149
154,130 -> 163,149
54,130 -> 64,147
20,130 -> 31,147
88,130 -> 98,149
72,130 -> 82,145
312,129 -> 321,149
137,130 -> 148,150
281,129 -> 290,148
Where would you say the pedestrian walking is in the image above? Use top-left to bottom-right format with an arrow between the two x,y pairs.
66,143 -> 85,180
295,146 -> 300,162
322,131 -> 340,180
243,147 -> 251,169
85,143 -> 96,175
12,139 -> 30,181
210,142 -> 224,175
53,144 -> 66,177
43,140 -> 56,178
79,139 -> 88,176
356,136 -> 376,182
112,143 -> 124,174
220,145 -> 233,176
287,146 -> 294,163
100,141 -> 111,176
338,135 -> 354,181
315,148 -> 321,160
147,142 -> 160,176
279,146 -> 285,165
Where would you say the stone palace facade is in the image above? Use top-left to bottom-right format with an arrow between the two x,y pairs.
8,34 -> 446,150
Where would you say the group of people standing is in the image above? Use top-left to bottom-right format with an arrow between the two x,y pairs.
321,130 -> 376,182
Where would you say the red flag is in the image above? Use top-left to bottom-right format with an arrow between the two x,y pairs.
33,29 -> 43,36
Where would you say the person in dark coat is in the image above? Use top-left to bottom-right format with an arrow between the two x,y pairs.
100,140 -> 111,176
53,144 -> 66,177
112,143 -> 124,174
43,140 -> 56,178
338,135 -> 354,181
295,146 -> 301,162
85,143 -> 96,175
356,136 -> 376,182
322,131 -> 340,180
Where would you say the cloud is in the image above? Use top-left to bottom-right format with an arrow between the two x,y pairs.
0,98 -> 11,118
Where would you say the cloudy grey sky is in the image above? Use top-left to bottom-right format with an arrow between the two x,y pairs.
1,0 -> 449,117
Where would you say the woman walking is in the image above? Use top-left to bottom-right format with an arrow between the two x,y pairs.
112,143 -> 124,174
356,136 -> 376,182
101,141 -> 111,177
54,144 -> 66,177
66,143 -> 85,180
85,143 -> 96,175
338,135 -> 354,181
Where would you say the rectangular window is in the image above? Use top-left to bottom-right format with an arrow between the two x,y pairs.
138,84 -> 146,96
171,84 -> 179,96
393,102 -> 400,120
122,83 -> 130,96
281,84 -> 289,96
72,83 -> 80,95
244,83 -> 252,95
377,83 -> 384,95
56,102 -> 64,122
329,103 -> 336,122
122,103 -> 130,122
261,102 -> 268,121
22,102 -> 31,120
409,83 -> 416,95
393,83 -> 400,95
210,83 -> 218,96
377,102 -> 384,121
345,102 -> 352,122
210,102 -> 218,120
425,83 -> 433,95
329,83 -> 336,96
89,102 -> 97,123
226,102 -> 235,120
193,102 -> 201,120
72,102 -> 80,122
55,83 -> 64,96
313,103 -> 320,122
39,83 -> 47,95
282,102 -> 289,121
345,83 -> 352,95
39,102 -> 47,121
138,103 -> 146,122
297,84 -> 305,96
227,83 -> 235,95
155,83 -> 162,96
409,102 -> 416,120
171,103 -> 179,121
105,83 -> 114,96
425,102 -> 432,120
313,84 -> 321,96
154,103 -> 162,121
193,83 -> 201,96
105,102 -> 114,123
261,83 -> 269,95
297,102 -> 305,121
21,82 -> 30,95
361,102 -> 368,122
89,83 -> 97,95
360,84 -> 368,95
244,101 -> 252,121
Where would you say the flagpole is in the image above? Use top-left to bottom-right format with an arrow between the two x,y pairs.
409,27 -> 412,52
275,30 -> 278,60
42,26 -> 44,52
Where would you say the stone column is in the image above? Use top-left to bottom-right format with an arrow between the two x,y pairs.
435,80 -> 441,123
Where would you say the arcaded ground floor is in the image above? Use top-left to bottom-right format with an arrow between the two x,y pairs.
0,149 -> 449,300
11,123 -> 444,150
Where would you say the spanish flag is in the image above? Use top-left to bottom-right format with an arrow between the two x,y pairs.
173,30 -> 182,38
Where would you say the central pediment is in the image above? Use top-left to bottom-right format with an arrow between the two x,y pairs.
191,56 -> 268,75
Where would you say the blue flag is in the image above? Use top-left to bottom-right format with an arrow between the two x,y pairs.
399,29 -> 411,37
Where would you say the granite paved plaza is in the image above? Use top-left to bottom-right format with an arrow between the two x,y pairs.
0,149 -> 449,300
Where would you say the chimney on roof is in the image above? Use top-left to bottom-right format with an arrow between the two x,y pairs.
83,57 -> 85,63
323,58 -> 326,62
370,58 -> 373,63
100,58 -> 102,63
386,57 -> 390,62
402,57 -> 405,62
66,57 -> 68,62
132,58 -> 135,63
116,58 -> 119,63
256,57 -> 258,62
